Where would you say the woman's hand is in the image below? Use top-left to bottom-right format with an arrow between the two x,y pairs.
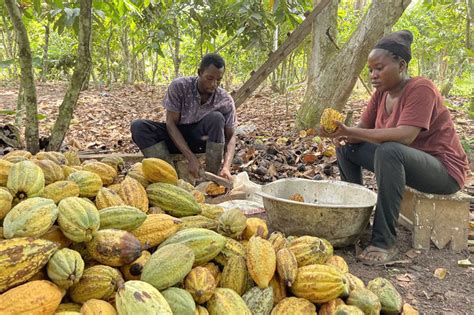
319,121 -> 350,138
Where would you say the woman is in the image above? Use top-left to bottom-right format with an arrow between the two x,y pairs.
321,30 -> 469,265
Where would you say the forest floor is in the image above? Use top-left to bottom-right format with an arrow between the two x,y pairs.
1,82 -> 473,314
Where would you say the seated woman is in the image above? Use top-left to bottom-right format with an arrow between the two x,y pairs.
320,30 -> 469,265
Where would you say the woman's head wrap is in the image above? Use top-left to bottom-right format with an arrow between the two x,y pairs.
374,30 -> 413,63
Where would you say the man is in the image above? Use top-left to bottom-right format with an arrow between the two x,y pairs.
131,53 -> 236,180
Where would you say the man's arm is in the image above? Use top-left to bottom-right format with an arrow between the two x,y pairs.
166,110 -> 200,177
220,127 -> 236,179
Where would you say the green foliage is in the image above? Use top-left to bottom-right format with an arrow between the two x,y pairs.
0,0 -> 471,101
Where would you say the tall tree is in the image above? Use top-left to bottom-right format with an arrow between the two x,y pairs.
4,0 -> 39,153
47,0 -> 92,151
296,0 -> 411,129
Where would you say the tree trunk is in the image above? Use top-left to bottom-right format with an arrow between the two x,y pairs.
232,0 -> 331,108
121,24 -> 132,84
467,0 -> 473,51
151,51 -> 158,85
170,28 -> 181,79
270,25 -> 280,92
296,0 -> 411,129
47,0 -> 92,151
1,13 -> 16,78
106,28 -> 113,86
5,0 -> 40,153
40,22 -> 50,82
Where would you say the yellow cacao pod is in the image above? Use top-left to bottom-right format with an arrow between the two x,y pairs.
82,161 -> 118,186
67,170 -> 102,198
320,108 -> 344,133
184,266 -> 217,304
0,188 -> 13,220
276,247 -> 298,287
242,217 -> 268,240
291,264 -> 350,304
326,255 -> 349,273
0,280 -> 64,315
69,265 -> 124,304
95,187 -> 125,210
247,235 -> 276,289
268,231 -> 288,253
127,162 -> 150,187
119,176 -> 149,212
41,180 -> 80,204
120,250 -> 151,281
64,150 -> 81,166
206,288 -> 251,315
142,157 -> 178,184
81,299 -> 117,315
288,236 -> 333,267
32,158 -> 65,185
0,237 -> 58,293
101,155 -> 125,172
35,151 -> 67,165
131,213 -> 181,248
271,297 -> 316,315
0,159 -> 12,186
219,254 -> 248,296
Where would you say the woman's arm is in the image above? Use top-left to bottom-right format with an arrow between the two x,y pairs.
334,122 -> 421,145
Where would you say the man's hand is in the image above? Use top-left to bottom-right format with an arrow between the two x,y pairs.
219,166 -> 232,180
188,156 -> 201,178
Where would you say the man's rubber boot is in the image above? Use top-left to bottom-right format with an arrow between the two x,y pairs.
141,141 -> 174,166
205,141 -> 224,175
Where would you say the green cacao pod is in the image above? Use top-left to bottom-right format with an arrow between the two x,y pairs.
367,277 -> 402,314
3,197 -> 58,239
7,160 -> 45,202
99,205 -> 147,231
146,182 -> 201,217
57,196 -> 100,242
159,228 -> 226,266
67,170 -> 103,198
115,280 -> 172,315
161,287 -> 196,315
46,248 -> 84,289
141,243 -> 195,290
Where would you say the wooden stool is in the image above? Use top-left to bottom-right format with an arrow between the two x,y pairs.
398,187 -> 473,251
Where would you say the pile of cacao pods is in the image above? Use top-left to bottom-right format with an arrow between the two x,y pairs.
0,149 -> 417,314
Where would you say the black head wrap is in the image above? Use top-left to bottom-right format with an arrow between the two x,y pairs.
374,30 -> 413,63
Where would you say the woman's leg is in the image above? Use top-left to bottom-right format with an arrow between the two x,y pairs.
336,142 -> 378,184
361,142 -> 460,264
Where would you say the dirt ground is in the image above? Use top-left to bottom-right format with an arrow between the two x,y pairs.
1,82 -> 473,314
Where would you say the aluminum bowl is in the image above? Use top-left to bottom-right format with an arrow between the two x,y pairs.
258,178 -> 377,247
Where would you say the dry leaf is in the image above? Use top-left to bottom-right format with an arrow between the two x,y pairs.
395,274 -> 412,282
268,164 -> 277,177
402,303 -> 419,315
457,258 -> 472,267
306,128 -> 317,136
433,268 -> 447,280
405,249 -> 421,259
298,130 -> 307,138
206,182 -> 226,196
301,153 -> 316,164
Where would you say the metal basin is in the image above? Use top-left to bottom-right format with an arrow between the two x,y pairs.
259,178 -> 377,247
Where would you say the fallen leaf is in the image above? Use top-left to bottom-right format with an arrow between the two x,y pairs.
298,130 -> 307,138
267,164 -> 277,177
301,153 -> 316,164
433,268 -> 447,280
457,258 -> 472,267
395,274 -> 413,282
306,128 -> 317,136
405,249 -> 421,259
402,303 -> 419,315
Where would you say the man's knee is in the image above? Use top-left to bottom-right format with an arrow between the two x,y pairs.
203,111 -> 225,127
130,119 -> 147,136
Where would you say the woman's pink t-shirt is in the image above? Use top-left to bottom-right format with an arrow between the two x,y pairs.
360,77 -> 469,188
